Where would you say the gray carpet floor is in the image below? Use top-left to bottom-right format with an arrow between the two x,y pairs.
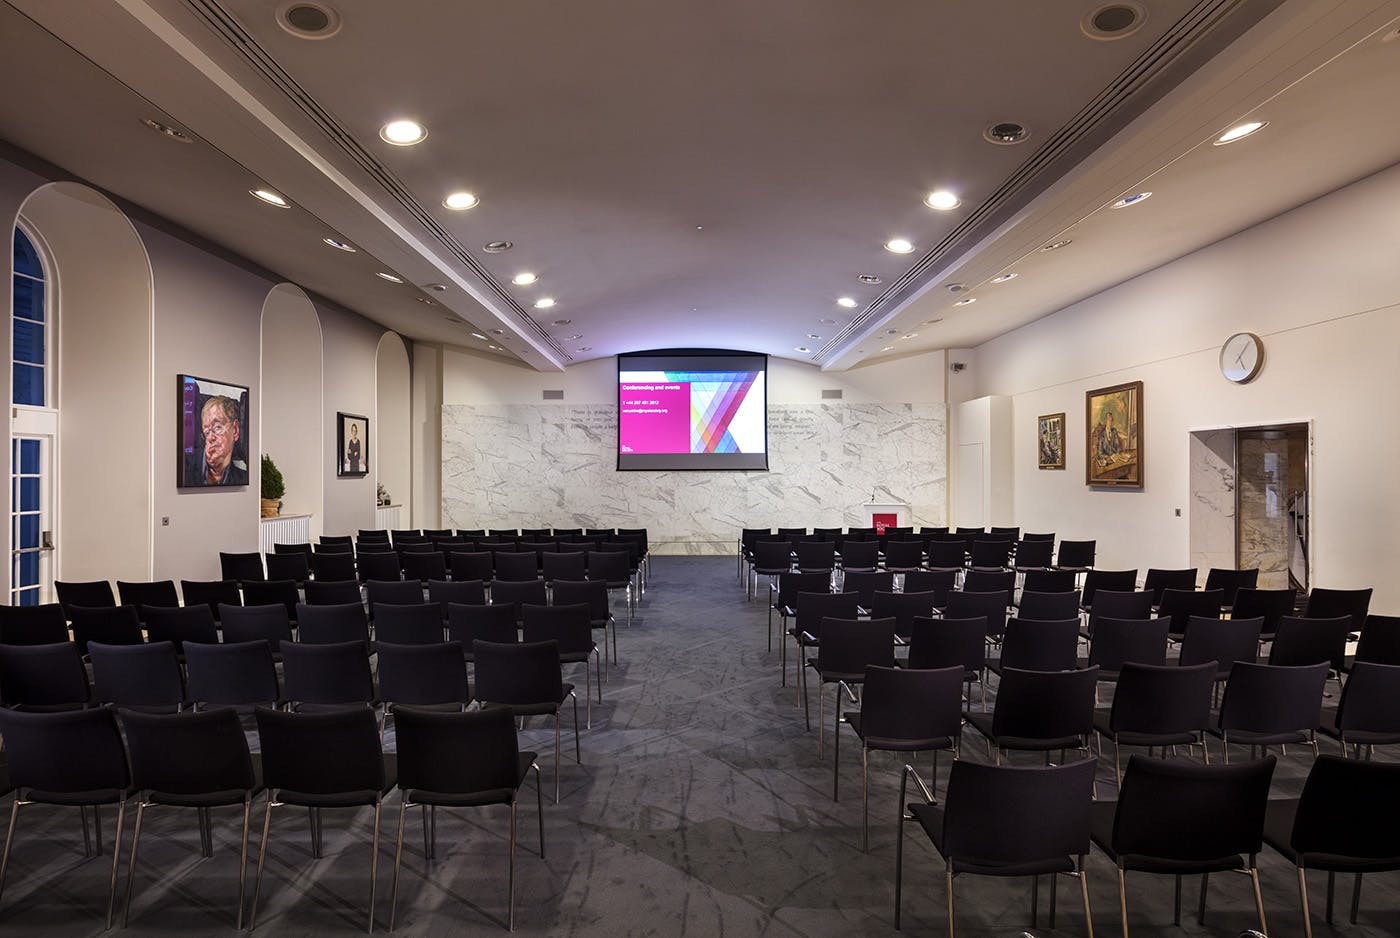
0,555 -> 1396,936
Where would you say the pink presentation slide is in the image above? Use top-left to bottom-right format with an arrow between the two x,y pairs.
619,382 -> 691,454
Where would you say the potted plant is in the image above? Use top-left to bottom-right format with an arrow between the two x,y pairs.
260,454 -> 285,518
377,481 -> 390,507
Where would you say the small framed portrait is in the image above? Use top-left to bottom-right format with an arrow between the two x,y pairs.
1037,412 -> 1065,470
1086,380 -> 1143,488
337,412 -> 369,477
178,374 -> 251,488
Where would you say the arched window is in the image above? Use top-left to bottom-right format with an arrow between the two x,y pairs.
12,226 -> 46,406
11,226 -> 51,605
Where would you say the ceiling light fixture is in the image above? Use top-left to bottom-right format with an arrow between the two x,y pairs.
470,332 -> 487,340
483,241 -> 513,253
837,297 -> 858,308
488,344 -> 500,350
276,3 -> 342,39
578,346 -> 592,352
376,272 -> 404,283
924,318 -> 944,325
250,188 -> 289,208
819,318 -> 837,325
491,329 -> 505,335
806,333 -> 821,339
881,346 -> 895,352
984,121 -> 1030,145
380,119 -> 427,146
534,298 -> 557,309
794,346 -> 811,354
924,190 -> 961,211
901,333 -> 918,340
858,274 -> 882,284
443,191 -> 479,210
551,319 -> 572,326
955,297 -> 977,306
990,272 -> 1018,283
512,272 -> 538,286
884,238 -> 915,254
416,297 -> 436,306
1112,191 -> 1153,209
140,118 -> 193,143
564,334 -> 583,340
1040,239 -> 1073,252
322,237 -> 356,252
1214,121 -> 1268,145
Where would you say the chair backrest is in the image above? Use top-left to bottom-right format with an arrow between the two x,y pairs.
858,664 -> 965,743
1203,567 -> 1259,608
374,603 -> 446,645
241,579 -> 301,623
218,552 -> 265,583
550,579 -> 610,621
882,540 -> 923,570
795,541 -> 836,572
180,579 -> 242,620
116,580 -> 180,616
377,642 -> 471,707
295,602 -> 370,649
586,549 -> 631,585
142,604 -> 219,653
522,602 -> 594,656
1218,662 -> 1329,735
926,541 -> 968,569
427,579 -> 487,617
68,604 -> 144,655
794,591 -> 860,641
314,540 -> 355,554
184,640 -> 280,708
1017,590 -> 1081,622
901,569 -> 958,606
1304,587 -> 1373,631
543,551 -> 588,583
303,579 -> 363,606
1055,539 -> 1096,569
320,534 -> 353,547
1268,615 -> 1352,670
1081,569 -> 1137,608
356,551 -> 402,583
1143,568 -> 1198,605
1021,568 -> 1077,594
393,705 -> 520,797
0,706 -> 131,795
1111,755 -> 1275,861
815,617 -> 895,676
1333,661 -> 1400,736
471,639 -> 563,708
491,579 -> 549,620
492,551 -> 539,583
0,641 -> 91,708
1289,755 -> 1400,860
121,707 -> 255,796
1178,615 -> 1262,678
55,579 -> 116,614
944,590 -> 1009,640
1231,587 -> 1298,632
1356,614 -> 1400,666
265,552 -> 311,583
1109,662 -> 1216,735
990,666 -> 1099,741
449,551 -> 494,583
1086,590 -> 1153,635
447,602 -> 519,647
218,603 -> 294,651
941,759 -> 1096,863
310,551 -> 358,583
838,540 -> 879,571
774,571 -> 831,611
255,706 -> 385,795
0,603 -> 70,645
280,640 -> 375,707
907,617 -> 986,673
366,579 -> 423,617
968,539 -> 1012,569
1012,538 -> 1054,570
751,540 -> 794,573
1157,588 -> 1223,635
841,570 -> 893,608
401,551 -> 448,583
870,591 -> 937,639
89,640 -> 185,709
963,569 -> 1015,606
997,617 -> 1080,672
1088,617 -> 1170,674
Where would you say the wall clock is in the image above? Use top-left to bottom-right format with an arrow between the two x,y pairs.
1220,332 -> 1263,384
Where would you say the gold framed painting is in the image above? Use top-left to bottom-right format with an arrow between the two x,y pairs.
1085,381 -> 1142,487
1037,412 -> 1065,470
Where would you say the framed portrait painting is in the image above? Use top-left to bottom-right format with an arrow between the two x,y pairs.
337,412 -> 369,477
1037,412 -> 1065,470
178,374 -> 251,488
1085,381 -> 1143,487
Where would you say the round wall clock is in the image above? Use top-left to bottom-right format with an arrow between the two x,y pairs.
1219,332 -> 1264,384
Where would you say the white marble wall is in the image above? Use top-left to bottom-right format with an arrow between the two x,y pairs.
1189,429 -> 1235,574
441,402 -> 947,554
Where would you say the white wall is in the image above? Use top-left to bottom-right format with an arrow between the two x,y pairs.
260,284 -> 323,530
374,332 -> 412,525
318,302 -> 384,536
972,161 -> 1400,612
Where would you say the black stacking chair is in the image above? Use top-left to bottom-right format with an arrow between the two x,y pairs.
839,540 -> 879,573
0,707 -> 135,927
964,667 -> 1099,765
968,539 -> 1012,570
1208,662 -> 1329,762
1204,567 -> 1259,611
944,591 -> 1009,646
926,540 -> 968,570
1179,615 -> 1263,688
0,641 -> 91,710
493,551 -> 539,584
88,641 -> 186,713
962,569 -> 1015,608
242,579 -> 301,624
1085,617 -> 1170,683
472,640 -> 579,804
304,578 -> 363,606
1143,568 -> 1198,606
249,707 -> 395,931
184,641 -> 281,711
771,570 -> 830,659
388,706 -> 543,931
896,758 -> 1097,933
1055,539 -> 1096,573
358,551 -> 403,584
1094,662 -> 1217,785
1269,615 -> 1352,681
0,603 -> 69,645
141,604 -> 218,655
1354,614 -> 1400,666
1158,588 -> 1223,640
218,552 -> 265,583
296,602 -> 371,651
366,579 -> 423,620
739,527 -> 772,584
903,569 -> 958,609
68,604 -> 144,656
55,579 -> 116,614
906,616 -> 988,710
749,540 -> 795,601
220,605 -> 294,661
1263,755 -> 1400,938
116,580 -> 180,618
274,541 -> 314,558
119,708 -> 260,928
450,551 -> 494,584
1021,568 -> 1078,594
401,551 -> 448,584
311,550 -> 358,582
375,603 -> 446,646
882,540 -> 924,574
265,552 -> 311,585
1319,661 -> 1400,758
1010,538 -> 1055,574
871,590 -> 937,642
1232,587 -> 1298,640
586,550 -> 635,626
1017,590 -> 1081,622
280,640 -> 376,711
1085,590 -> 1154,638
377,642 -> 471,718
447,604 -> 519,662
990,526 -> 1020,541
1091,755 -> 1274,935
1080,569 -> 1137,611
1303,587 -> 1373,632
843,664 -> 964,851
542,551 -> 587,584
491,579 -> 548,622
808,617 -> 896,754
392,529 -> 425,544
523,603 -> 601,728
319,534 -> 354,550
842,570 -> 893,609
428,578 -> 487,617
315,539 -> 355,556
986,617 -> 1080,677
796,540 -> 837,574
551,578 -> 615,672
180,579 -> 241,621
787,592 -> 860,704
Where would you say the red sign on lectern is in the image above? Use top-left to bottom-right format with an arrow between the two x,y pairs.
872,513 -> 898,534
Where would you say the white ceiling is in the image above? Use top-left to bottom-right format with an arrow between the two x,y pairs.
2,0 -> 1398,371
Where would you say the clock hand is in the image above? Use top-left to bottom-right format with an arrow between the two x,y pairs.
1235,348 -> 1247,366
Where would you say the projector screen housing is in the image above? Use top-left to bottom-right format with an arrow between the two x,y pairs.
617,350 -> 768,471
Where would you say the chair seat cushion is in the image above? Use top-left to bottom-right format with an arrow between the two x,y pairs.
847,712 -> 956,752
24,785 -> 135,807
1317,724 -> 1400,745
1263,799 -> 1400,872
909,802 -> 1075,876
1092,712 -> 1199,747
1206,726 -> 1311,746
964,711 -> 1083,751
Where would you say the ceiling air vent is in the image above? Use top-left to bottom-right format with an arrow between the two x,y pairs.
542,390 -> 564,401
821,389 -> 843,400
276,3 -> 342,39
1082,3 -> 1147,40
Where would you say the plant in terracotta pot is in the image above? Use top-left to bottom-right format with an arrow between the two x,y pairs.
260,454 -> 285,518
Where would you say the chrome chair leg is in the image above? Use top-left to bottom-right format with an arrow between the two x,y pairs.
105,799 -> 127,929
0,798 -> 23,907
80,804 -> 92,858
860,746 -> 869,853
237,795 -> 251,930
369,798 -> 382,933
1297,866 -> 1313,938
534,764 -> 545,857
1351,872 -> 1362,925
1078,862 -> 1095,938
1117,864 -> 1129,938
1198,872 -> 1208,925
389,800 -> 407,931
249,795 -> 276,929
945,865 -> 956,938
122,800 -> 147,927
554,713 -> 562,804
1249,866 -> 1267,935
508,798 -> 517,931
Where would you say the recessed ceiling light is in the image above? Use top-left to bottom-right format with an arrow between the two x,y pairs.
1112,191 -> 1153,209
491,329 -> 505,335
858,274 -> 882,284
416,297 -> 436,306
488,344 -> 500,350
578,346 -> 592,352
984,121 -> 1030,145
1082,3 -> 1147,40
901,333 -> 918,340
276,3 -> 342,39
443,191 -> 479,210
885,329 -> 899,335
564,334 -> 583,340
470,332 -> 487,340
1040,239 -> 1073,252
955,297 -> 977,306
819,318 -> 837,325
322,237 -> 356,252
534,298 -> 557,309
794,346 -> 811,354
551,318 -> 571,326
425,283 -> 447,292
512,272 -> 538,286
483,241 -> 513,253
924,318 -> 944,325
250,188 -> 289,208
140,118 -> 193,143
806,333 -> 821,339
380,119 -> 427,146
881,346 -> 895,352
924,190 -> 961,211
990,272 -> 1018,284
885,238 -> 915,254
1214,121 -> 1268,145
376,272 -> 404,283
837,297 -> 858,308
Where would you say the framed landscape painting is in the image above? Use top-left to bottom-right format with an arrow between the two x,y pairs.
1037,412 -> 1065,470
1085,381 -> 1143,487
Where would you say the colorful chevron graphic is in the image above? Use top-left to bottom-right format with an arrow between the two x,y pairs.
663,371 -> 759,453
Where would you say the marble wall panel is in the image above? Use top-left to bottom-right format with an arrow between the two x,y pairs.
442,402 -> 947,554
1189,429 -> 1236,574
